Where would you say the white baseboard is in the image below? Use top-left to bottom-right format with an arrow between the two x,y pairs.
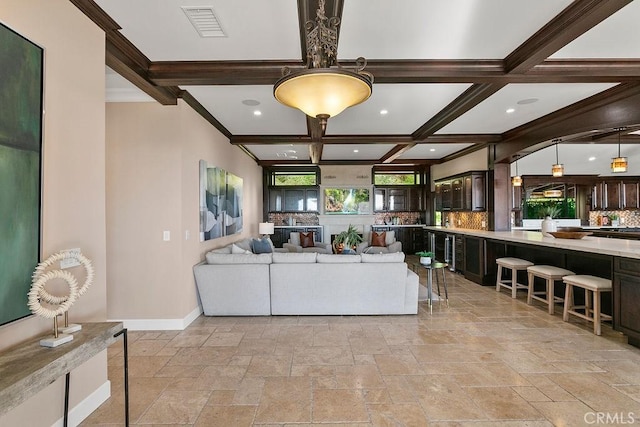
52,380 -> 111,427
110,305 -> 203,331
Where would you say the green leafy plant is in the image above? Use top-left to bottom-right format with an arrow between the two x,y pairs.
540,204 -> 562,219
333,224 -> 363,249
415,251 -> 434,258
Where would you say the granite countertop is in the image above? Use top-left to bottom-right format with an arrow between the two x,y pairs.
423,226 -> 640,259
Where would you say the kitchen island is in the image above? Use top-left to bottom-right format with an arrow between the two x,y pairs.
424,226 -> 640,347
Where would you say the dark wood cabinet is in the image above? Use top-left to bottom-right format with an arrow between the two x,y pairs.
464,236 -> 485,284
605,181 -> 622,210
624,182 -> 639,209
614,257 -> 640,346
441,182 -> 452,211
454,236 -> 464,273
451,178 -> 464,210
374,186 -> 424,212
268,188 -> 318,212
435,171 -> 486,212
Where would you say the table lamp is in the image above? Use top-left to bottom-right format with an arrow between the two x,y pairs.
259,222 -> 274,238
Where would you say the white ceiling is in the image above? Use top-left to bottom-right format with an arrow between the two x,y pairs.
96,0 -> 640,166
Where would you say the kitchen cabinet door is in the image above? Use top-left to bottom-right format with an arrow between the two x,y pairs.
605,182 -> 622,210
470,173 -> 486,211
592,183 -> 604,210
434,183 -> 443,211
624,182 -> 639,209
441,182 -> 452,210
451,178 -> 464,210
464,236 -> 485,284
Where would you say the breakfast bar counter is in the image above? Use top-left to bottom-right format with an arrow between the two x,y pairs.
424,226 -> 640,347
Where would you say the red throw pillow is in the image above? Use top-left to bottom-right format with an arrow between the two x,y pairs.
300,231 -> 315,248
371,231 -> 386,247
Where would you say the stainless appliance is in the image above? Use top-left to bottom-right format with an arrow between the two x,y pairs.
444,234 -> 456,272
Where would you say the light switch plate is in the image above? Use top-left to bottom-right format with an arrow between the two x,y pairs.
163,231 -> 170,241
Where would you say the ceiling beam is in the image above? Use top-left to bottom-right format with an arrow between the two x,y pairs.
146,59 -> 640,86
230,134 -> 501,145
495,82 -> 640,162
412,83 -> 505,140
505,0 -> 632,74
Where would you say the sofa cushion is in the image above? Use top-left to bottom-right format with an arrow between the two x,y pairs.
209,245 -> 232,254
385,230 -> 395,246
235,238 -> 253,252
251,237 -> 273,254
231,243 -> 252,254
300,231 -> 315,248
289,232 -> 301,246
206,253 -> 272,264
371,231 -> 386,247
317,254 -> 361,263
272,252 -> 317,263
361,252 -> 405,263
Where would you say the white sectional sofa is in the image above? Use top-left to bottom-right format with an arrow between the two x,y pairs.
193,245 -> 419,316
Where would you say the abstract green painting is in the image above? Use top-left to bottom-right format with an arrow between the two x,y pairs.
0,23 -> 43,326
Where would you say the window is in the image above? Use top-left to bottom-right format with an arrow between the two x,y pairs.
324,188 -> 370,214
271,171 -> 317,186
374,171 -> 420,185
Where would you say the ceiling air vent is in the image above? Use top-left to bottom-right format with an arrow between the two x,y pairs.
182,6 -> 226,38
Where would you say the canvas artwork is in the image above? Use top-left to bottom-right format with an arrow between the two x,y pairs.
199,160 -> 243,241
0,23 -> 44,326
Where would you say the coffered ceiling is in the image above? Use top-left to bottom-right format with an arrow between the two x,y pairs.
74,0 -> 640,168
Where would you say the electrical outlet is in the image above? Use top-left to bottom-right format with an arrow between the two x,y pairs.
185,230 -> 190,240
163,231 -> 170,241
481,220 -> 486,228
60,248 -> 81,269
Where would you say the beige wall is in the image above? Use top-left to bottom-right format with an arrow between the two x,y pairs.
106,100 -> 263,322
430,147 -> 488,190
0,0 -> 108,425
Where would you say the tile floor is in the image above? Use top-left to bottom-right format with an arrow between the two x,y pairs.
82,259 -> 640,426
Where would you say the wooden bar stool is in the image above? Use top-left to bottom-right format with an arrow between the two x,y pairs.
527,265 -> 574,314
562,275 -> 612,336
496,257 -> 533,298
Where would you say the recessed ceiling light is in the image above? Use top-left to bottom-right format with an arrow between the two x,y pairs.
380,109 -> 388,115
517,98 -> 539,105
242,99 -> 260,106
589,156 -> 596,161
429,148 -> 436,152
353,149 -> 359,153
506,108 -> 515,114
253,110 -> 262,116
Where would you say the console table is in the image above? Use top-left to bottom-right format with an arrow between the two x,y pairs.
0,322 -> 128,426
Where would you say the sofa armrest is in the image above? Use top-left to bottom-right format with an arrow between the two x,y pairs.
387,241 -> 402,253
315,243 -> 332,252
356,241 -> 369,254
282,242 -> 302,253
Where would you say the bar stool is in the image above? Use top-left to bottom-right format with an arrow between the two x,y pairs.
527,265 -> 574,314
496,257 -> 533,298
562,275 -> 612,336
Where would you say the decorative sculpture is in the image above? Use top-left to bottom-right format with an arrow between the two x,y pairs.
28,250 -> 94,347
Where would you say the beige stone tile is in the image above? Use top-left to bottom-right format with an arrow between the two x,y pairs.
512,386 -> 552,402
363,388 -> 393,404
312,389 -> 369,423
405,375 -> 488,421
334,364 -> 386,389
293,346 -> 354,365
127,356 -> 171,377
203,332 -> 245,346
381,376 -> 418,404
532,400 -> 601,427
154,364 -> 205,378
137,390 -> 210,424
194,404 -> 256,427
128,339 -> 170,356
349,337 -> 392,355
548,373 -> 640,412
233,377 -> 265,405
254,377 -> 312,423
464,386 -> 544,420
166,333 -> 210,347
206,390 -> 236,406
246,354 -> 292,377
452,362 -> 532,387
167,347 -> 236,366
367,403 -> 428,427
374,354 -> 424,375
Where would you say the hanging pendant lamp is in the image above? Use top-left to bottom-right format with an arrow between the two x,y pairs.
611,127 -> 628,173
551,140 -> 564,177
511,155 -> 522,187
273,0 -> 373,133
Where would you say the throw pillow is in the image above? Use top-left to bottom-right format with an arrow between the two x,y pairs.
231,243 -> 251,254
300,231 -> 314,248
385,230 -> 395,246
251,237 -> 273,254
371,231 -> 386,247
289,232 -> 301,246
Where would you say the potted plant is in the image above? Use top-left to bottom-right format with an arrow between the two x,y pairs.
416,250 -> 434,265
333,225 -> 363,254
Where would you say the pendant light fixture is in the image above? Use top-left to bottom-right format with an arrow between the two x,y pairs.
511,155 -> 522,187
611,127 -> 628,173
273,0 -> 373,133
551,139 -> 564,177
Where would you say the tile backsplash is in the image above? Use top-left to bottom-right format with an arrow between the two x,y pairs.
589,210 -> 640,227
445,211 -> 488,230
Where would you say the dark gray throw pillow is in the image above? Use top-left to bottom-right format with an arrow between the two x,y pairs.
251,237 -> 273,254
